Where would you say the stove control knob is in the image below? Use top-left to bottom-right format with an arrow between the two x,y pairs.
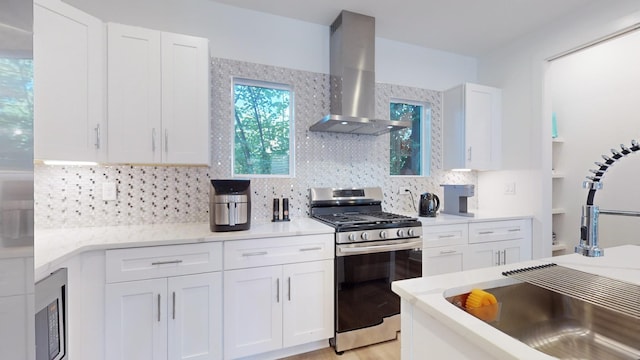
397,229 -> 405,238
408,228 -> 415,237
361,232 -> 369,241
348,233 -> 356,242
379,230 -> 387,239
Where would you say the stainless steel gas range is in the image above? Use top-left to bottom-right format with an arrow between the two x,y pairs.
309,187 -> 423,353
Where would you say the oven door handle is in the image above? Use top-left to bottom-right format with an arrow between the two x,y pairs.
336,239 -> 423,256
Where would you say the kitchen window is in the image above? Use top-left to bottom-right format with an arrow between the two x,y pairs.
233,79 -> 293,177
390,100 -> 431,176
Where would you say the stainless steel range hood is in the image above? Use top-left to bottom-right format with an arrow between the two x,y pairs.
309,10 -> 411,136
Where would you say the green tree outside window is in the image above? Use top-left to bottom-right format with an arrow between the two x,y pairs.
233,80 -> 292,176
390,100 -> 431,176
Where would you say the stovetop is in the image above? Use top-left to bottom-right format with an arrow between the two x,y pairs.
313,211 -> 418,228
309,187 -> 422,243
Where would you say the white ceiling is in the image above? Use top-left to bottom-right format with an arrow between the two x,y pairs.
209,0 -> 595,57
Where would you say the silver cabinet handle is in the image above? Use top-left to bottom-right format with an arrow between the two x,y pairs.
242,251 -> 267,257
468,146 -> 472,161
157,294 -> 161,322
172,291 -> 176,320
299,247 -> 322,252
437,234 -> 455,239
495,251 -> 500,266
151,260 -> 183,266
276,278 -> 280,303
508,228 -> 520,232
165,129 -> 168,154
288,277 -> 291,301
439,249 -> 457,254
503,250 -> 507,265
152,128 -> 156,152
478,231 -> 494,235
94,124 -> 101,149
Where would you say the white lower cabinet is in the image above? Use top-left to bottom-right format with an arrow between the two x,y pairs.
106,272 -> 222,360
464,240 -> 524,270
464,219 -> 532,270
223,260 -> 333,360
422,246 -> 465,276
105,243 -> 223,360
423,219 -> 532,275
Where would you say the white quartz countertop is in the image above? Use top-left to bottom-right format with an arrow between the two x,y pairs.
35,218 -> 334,278
416,210 -> 532,225
392,245 -> 640,359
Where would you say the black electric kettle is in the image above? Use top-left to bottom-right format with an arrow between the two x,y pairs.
419,193 -> 440,217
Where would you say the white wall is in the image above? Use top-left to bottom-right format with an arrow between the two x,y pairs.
64,0 -> 476,90
550,30 -> 640,251
475,0 -> 640,259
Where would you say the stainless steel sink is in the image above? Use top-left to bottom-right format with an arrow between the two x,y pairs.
447,282 -> 640,359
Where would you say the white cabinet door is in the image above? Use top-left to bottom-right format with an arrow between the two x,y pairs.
107,23 -> 162,164
168,272 -> 222,360
464,240 -> 524,270
464,242 -> 498,270
34,0 -> 105,162
282,260 -> 333,348
161,32 -> 210,165
464,84 -> 501,170
223,266 -> 283,359
422,246 -> 465,276
108,23 -> 209,165
443,83 -> 501,170
105,278 -> 168,360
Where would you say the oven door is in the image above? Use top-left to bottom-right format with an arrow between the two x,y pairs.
335,239 -> 422,334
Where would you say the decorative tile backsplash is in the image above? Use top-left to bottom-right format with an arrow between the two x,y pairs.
34,58 -> 476,229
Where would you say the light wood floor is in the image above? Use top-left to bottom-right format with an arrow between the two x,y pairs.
281,338 -> 400,360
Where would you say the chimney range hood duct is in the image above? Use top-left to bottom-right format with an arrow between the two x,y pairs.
309,10 -> 411,136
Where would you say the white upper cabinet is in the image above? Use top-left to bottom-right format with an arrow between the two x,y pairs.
34,0 -> 106,162
107,24 -> 162,164
107,23 -> 210,165
443,83 -> 502,170
161,33 -> 211,164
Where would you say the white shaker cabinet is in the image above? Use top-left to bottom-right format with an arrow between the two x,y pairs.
422,224 -> 467,276
443,83 -> 501,170
34,0 -> 106,162
105,243 -> 223,360
463,219 -> 531,270
107,23 -> 210,165
223,235 -> 334,360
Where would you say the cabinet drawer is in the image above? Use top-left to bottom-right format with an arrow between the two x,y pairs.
224,234 -> 334,270
469,219 -> 528,244
422,224 -> 468,248
106,242 -> 222,283
422,245 -> 465,276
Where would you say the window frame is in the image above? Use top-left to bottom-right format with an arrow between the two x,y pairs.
389,98 -> 431,177
231,77 -> 295,178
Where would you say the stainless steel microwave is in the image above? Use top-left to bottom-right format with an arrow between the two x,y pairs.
35,268 -> 68,360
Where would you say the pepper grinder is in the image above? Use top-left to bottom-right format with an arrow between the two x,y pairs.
282,198 -> 290,221
272,198 -> 280,221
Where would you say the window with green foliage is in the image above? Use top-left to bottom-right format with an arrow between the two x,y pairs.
390,100 -> 431,176
0,58 -> 33,170
233,79 -> 293,176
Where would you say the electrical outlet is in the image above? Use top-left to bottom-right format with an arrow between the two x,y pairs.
102,182 -> 117,201
504,182 -> 516,195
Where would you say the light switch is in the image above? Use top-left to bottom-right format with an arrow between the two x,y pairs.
102,182 -> 117,201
